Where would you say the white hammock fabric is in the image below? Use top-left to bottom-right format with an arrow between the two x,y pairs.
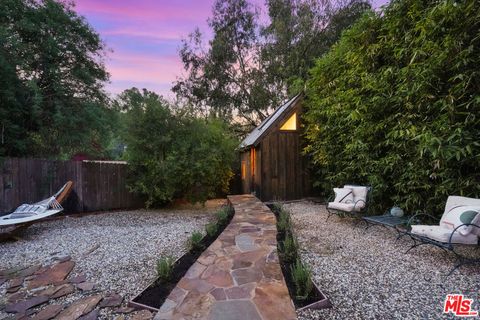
0,184 -> 68,227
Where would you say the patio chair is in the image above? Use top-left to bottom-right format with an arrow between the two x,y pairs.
0,181 -> 74,227
326,185 -> 372,220
405,195 -> 480,275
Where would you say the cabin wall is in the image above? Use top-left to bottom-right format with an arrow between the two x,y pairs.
259,103 -> 311,201
240,147 -> 262,196
240,97 -> 312,201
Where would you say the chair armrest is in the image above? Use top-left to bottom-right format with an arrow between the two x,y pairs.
407,211 -> 439,226
448,223 -> 480,246
353,199 -> 366,211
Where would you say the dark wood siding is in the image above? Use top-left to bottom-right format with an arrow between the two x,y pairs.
240,98 -> 312,201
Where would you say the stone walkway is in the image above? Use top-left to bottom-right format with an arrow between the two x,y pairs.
0,257 -> 152,319
155,195 -> 296,320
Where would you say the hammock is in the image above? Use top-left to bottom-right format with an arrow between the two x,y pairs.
0,181 -> 73,227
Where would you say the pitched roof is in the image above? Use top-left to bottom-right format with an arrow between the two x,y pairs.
239,94 -> 301,149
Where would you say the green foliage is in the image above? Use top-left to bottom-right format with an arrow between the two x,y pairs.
188,231 -> 205,252
175,0 -> 370,133
304,0 -> 480,216
121,88 -> 237,207
0,0 -> 112,158
271,202 -> 284,214
291,259 -> 313,300
281,233 -> 298,262
276,210 -> 291,233
205,222 -> 219,237
215,207 -> 230,226
156,256 -> 175,282
261,0 -> 371,95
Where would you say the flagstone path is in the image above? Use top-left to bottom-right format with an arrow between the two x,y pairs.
155,194 -> 296,320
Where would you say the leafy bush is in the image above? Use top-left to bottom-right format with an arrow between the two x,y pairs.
121,88 -> 237,207
277,210 -> 291,233
271,202 -> 284,214
156,256 -> 175,282
291,259 -> 313,300
215,207 -> 230,226
282,233 -> 298,263
304,0 -> 480,216
188,231 -> 204,252
205,222 -> 218,237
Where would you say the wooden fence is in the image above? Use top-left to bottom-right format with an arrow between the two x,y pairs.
0,158 -> 142,213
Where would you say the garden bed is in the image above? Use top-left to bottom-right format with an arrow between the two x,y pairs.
268,203 -> 332,310
129,205 -> 234,311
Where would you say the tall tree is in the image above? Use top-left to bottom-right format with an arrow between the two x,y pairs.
175,0 -> 371,133
261,0 -> 371,95
0,0 -> 112,158
174,0 -> 275,128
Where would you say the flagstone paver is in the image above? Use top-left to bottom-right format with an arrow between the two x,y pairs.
155,194 -> 296,320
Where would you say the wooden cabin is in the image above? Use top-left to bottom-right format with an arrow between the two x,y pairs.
239,94 -> 311,201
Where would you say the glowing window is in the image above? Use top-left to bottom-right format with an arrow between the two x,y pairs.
280,113 -> 297,131
241,161 -> 246,180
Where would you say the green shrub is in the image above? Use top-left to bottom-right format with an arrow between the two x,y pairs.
272,202 -> 283,214
188,231 -> 204,252
215,207 -> 230,225
282,233 -> 298,262
277,210 -> 291,233
291,259 -> 313,300
156,256 -> 175,282
205,222 -> 218,237
122,91 -> 237,207
304,0 -> 480,216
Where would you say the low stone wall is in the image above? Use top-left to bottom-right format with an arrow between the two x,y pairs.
155,194 -> 296,320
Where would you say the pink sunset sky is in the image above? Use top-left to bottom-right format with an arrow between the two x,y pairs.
73,0 -> 390,100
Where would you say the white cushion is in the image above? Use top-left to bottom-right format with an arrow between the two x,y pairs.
328,202 -> 355,212
440,206 -> 480,236
344,185 -> 368,209
411,225 -> 478,245
333,188 -> 354,204
443,196 -> 480,216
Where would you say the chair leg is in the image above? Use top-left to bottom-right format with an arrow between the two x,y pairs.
405,240 -> 431,254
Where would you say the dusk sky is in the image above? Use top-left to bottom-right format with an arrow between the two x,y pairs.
73,0 -> 390,100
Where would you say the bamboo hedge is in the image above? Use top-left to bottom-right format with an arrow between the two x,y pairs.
304,0 -> 480,215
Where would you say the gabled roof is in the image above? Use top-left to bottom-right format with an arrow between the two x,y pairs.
239,94 -> 301,149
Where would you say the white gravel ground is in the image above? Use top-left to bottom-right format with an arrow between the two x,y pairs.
284,201 -> 480,320
0,200 -> 222,319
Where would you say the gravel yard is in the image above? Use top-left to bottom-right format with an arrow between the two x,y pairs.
0,200 -> 223,319
285,201 -> 480,320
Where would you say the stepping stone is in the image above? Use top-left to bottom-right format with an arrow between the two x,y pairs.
114,306 -> 136,314
69,274 -> 87,284
5,295 -> 49,313
130,310 -> 153,320
8,277 -> 24,289
78,309 -> 99,320
77,282 -> 95,291
56,295 -> 102,320
28,261 -> 75,289
231,268 -> 262,285
209,288 -> 226,301
208,300 -> 262,320
8,291 -> 27,303
31,304 -> 63,320
53,255 -> 72,263
99,293 -> 123,308
225,283 -> 256,300
0,277 -> 6,286
36,284 -> 75,299
0,266 -> 27,278
201,265 -> 233,287
235,234 -> 257,252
